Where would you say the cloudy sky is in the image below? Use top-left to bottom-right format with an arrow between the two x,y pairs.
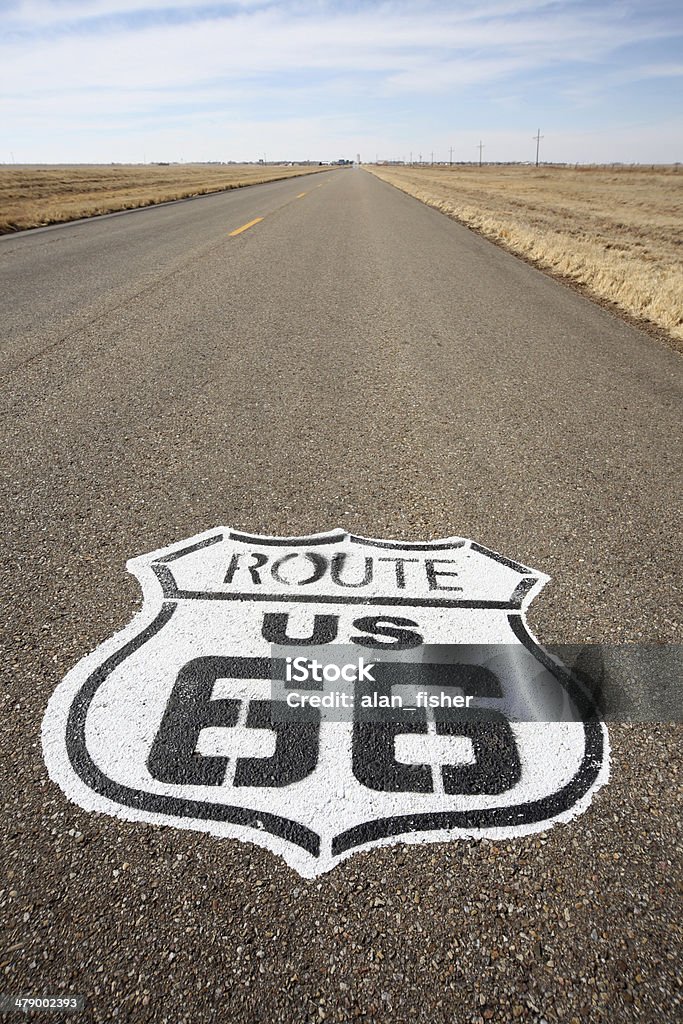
2,0 -> 682,164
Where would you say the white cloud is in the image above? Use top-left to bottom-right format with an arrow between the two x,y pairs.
2,3 -> 671,95
1,1 -> 681,162
6,0 -> 266,27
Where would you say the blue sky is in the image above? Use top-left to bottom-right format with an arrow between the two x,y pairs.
2,0 -> 682,163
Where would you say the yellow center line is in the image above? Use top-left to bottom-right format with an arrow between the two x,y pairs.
229,217 -> 263,237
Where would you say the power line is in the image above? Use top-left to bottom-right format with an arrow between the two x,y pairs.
477,140 -> 484,167
533,129 -> 544,167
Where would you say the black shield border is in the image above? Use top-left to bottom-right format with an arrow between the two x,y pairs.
62,531 -> 606,867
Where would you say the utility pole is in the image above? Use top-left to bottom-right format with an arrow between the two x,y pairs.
410,151 -> 412,166
533,129 -> 543,167
431,151 -> 434,165
418,152 -> 422,164
449,145 -> 453,166
477,141 -> 484,167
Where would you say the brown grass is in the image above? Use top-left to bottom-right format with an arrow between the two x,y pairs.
366,164 -> 683,344
0,163 -> 330,234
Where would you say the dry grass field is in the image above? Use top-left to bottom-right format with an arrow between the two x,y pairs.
0,163 -> 329,235
367,164 -> 683,345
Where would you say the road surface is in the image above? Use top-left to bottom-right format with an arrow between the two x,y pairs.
1,167 -> 681,1023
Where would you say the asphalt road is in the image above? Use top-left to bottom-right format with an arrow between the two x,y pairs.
1,167 -> 681,1023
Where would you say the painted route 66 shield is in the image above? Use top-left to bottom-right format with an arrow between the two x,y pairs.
42,528 -> 609,877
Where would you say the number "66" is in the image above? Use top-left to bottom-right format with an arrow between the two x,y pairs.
147,656 -> 521,797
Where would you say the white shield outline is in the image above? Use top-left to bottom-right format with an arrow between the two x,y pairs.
42,528 -> 610,877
